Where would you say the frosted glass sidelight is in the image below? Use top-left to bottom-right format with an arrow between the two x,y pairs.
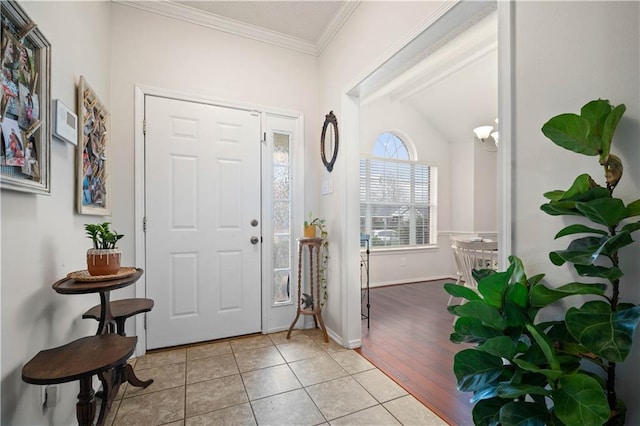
273,201 -> 290,234
272,166 -> 290,199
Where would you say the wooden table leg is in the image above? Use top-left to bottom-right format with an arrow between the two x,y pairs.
76,376 -> 96,426
122,363 -> 153,388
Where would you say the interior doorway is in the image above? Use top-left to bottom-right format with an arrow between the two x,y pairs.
340,0 -> 512,348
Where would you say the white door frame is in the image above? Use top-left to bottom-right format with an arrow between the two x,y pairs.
339,0 -> 513,347
133,85 -> 304,356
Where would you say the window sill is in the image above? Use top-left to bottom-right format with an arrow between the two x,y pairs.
362,245 -> 439,255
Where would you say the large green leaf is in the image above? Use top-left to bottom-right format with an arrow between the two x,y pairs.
478,271 -> 510,309
566,302 -> 640,362
452,317 -> 503,342
449,301 -> 507,331
627,199 -> 640,218
574,264 -> 623,281
542,113 -> 598,155
560,174 -> 593,200
496,383 -> 552,399
553,374 -> 610,426
477,336 -> 519,360
580,99 -> 612,138
526,323 -> 560,371
473,397 -> 505,426
506,282 -> 528,308
543,190 -> 566,201
454,349 -> 505,392
550,249 -> 598,266
513,359 -> 564,381
576,198 -> 627,227
470,384 -> 500,404
555,224 -> 608,239
599,231 -> 634,256
444,283 -> 481,301
541,201 -> 583,217
530,282 -> 607,308
621,221 -> 640,234
600,103 -> 626,159
499,401 -> 549,426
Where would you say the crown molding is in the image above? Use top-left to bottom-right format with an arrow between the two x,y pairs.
114,0 -> 358,56
316,1 -> 361,55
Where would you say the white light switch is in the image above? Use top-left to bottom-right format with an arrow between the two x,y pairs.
321,179 -> 333,195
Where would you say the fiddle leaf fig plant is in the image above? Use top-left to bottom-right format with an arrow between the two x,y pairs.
446,99 -> 640,425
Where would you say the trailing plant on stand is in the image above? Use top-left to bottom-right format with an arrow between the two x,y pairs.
444,99 -> 640,425
302,214 -> 329,308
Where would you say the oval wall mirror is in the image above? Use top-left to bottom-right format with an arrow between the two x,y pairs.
321,111 -> 339,172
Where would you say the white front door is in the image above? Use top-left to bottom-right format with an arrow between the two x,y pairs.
145,95 -> 262,349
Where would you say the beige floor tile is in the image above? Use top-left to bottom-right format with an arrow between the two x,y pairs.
105,398 -> 120,426
187,341 -> 232,361
289,354 -> 348,386
234,345 -> 285,372
306,376 -> 378,421
185,403 -> 256,425
125,362 -> 185,397
185,374 -> 248,418
162,421 -> 185,426
330,404 -> 401,425
251,388 -> 326,426
135,348 -> 186,370
113,386 -> 185,426
242,364 -> 302,401
277,339 -> 326,363
269,330 -> 311,345
329,351 -> 375,375
186,353 -> 239,384
352,369 -> 407,403
229,334 -> 274,352
383,395 -> 447,426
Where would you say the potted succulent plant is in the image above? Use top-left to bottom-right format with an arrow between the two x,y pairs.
84,222 -> 124,276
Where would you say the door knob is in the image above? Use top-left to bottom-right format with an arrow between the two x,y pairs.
251,219 -> 258,227
250,236 -> 260,245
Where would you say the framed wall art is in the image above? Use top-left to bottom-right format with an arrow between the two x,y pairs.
1,1 -> 51,194
77,75 -> 111,215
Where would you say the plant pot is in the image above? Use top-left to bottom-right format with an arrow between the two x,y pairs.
304,225 -> 317,238
87,248 -> 121,276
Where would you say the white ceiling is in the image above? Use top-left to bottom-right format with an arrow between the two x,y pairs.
119,1 -> 497,145
118,0 -> 357,55
176,1 -> 345,43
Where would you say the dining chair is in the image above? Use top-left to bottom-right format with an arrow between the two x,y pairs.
456,239 -> 499,292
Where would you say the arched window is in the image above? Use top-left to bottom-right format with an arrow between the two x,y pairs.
360,132 -> 437,248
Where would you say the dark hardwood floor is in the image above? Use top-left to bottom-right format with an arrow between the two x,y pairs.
356,279 -> 474,426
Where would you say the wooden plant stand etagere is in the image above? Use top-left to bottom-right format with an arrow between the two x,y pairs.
287,238 -> 329,342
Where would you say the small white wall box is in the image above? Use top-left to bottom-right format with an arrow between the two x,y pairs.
53,99 -> 78,145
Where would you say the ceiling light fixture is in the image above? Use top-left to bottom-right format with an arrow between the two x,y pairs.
473,125 -> 498,151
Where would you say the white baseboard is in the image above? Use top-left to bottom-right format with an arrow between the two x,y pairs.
370,275 -> 457,288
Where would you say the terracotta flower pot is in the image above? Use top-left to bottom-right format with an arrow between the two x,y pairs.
87,248 -> 121,276
304,225 -> 317,238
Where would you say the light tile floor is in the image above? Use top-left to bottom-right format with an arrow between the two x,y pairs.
107,329 -> 447,426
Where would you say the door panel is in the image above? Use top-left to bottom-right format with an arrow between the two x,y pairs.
145,95 -> 261,349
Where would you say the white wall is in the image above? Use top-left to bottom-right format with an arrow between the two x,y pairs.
473,139 -> 497,232
512,1 -> 640,423
109,3 -> 320,272
1,2 -> 112,425
317,0 -> 449,346
359,96 -> 453,286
